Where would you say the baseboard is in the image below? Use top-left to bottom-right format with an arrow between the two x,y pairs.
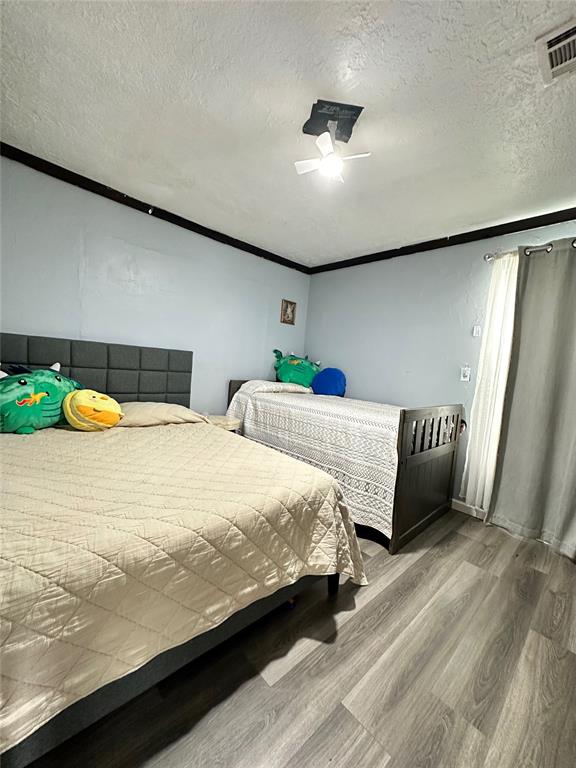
451,498 -> 486,520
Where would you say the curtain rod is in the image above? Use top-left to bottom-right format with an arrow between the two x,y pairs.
484,241 -> 562,263
483,250 -> 515,263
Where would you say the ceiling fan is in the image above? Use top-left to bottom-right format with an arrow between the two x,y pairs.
294,120 -> 371,182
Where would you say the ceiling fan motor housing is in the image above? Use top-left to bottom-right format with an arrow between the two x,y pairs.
302,100 -> 364,143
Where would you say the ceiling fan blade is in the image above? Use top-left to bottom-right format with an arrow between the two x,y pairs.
341,152 -> 372,161
328,120 -> 337,147
294,158 -> 321,175
315,131 -> 333,157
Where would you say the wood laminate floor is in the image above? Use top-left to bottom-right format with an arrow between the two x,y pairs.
31,512 -> 576,768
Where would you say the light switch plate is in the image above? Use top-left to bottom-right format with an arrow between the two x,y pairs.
473,325 -> 482,337
460,365 -> 471,382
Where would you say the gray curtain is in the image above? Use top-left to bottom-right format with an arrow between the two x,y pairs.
488,236 -> 576,560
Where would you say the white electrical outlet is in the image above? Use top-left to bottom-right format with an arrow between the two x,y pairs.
473,325 -> 482,337
460,365 -> 471,382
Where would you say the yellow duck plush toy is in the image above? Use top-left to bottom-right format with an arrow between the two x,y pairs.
63,390 -> 123,431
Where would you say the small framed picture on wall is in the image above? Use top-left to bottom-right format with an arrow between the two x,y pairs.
280,299 -> 297,325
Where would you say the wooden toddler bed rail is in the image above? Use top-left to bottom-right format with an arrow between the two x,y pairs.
391,405 -> 462,553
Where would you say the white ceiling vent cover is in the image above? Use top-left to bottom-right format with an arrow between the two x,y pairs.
537,20 -> 576,83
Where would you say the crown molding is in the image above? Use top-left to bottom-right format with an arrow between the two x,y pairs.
3,142 -> 574,276
309,207 -> 576,273
0,142 -> 310,274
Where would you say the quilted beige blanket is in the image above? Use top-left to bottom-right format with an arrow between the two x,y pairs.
0,423 -> 365,753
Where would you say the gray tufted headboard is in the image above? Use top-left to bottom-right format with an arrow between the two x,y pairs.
0,334 -> 193,406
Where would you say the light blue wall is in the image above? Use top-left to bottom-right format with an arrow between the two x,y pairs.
3,155 -> 574,486
305,220 -> 576,487
0,158 -> 310,414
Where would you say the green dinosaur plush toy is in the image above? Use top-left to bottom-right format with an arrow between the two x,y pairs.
273,349 -> 320,388
0,364 -> 82,434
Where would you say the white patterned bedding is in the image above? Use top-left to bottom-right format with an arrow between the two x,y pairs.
227,380 -> 402,538
0,422 -> 365,753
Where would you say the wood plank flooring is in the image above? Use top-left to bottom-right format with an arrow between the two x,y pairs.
31,512 -> 576,768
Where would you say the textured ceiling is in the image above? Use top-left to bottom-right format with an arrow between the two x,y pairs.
2,1 -> 576,267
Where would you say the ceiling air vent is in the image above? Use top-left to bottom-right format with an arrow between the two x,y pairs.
537,20 -> 576,83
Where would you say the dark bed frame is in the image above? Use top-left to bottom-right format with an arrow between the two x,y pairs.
0,334 -> 340,768
228,380 -> 463,555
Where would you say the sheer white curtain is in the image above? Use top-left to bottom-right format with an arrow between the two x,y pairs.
460,251 -> 518,516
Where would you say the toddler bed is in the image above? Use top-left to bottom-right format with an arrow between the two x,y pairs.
228,379 -> 463,554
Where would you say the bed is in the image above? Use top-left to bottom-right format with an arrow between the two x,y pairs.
227,379 -> 463,554
0,334 -> 365,768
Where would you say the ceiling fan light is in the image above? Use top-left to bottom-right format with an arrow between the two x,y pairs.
318,153 -> 344,179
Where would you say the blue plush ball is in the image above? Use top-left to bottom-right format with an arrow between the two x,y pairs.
311,368 -> 346,397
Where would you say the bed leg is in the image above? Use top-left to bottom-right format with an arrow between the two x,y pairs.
327,573 -> 340,597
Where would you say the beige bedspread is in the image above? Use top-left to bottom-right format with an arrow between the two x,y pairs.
0,423 -> 365,753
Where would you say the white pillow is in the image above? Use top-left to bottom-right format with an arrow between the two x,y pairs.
118,401 -> 209,428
